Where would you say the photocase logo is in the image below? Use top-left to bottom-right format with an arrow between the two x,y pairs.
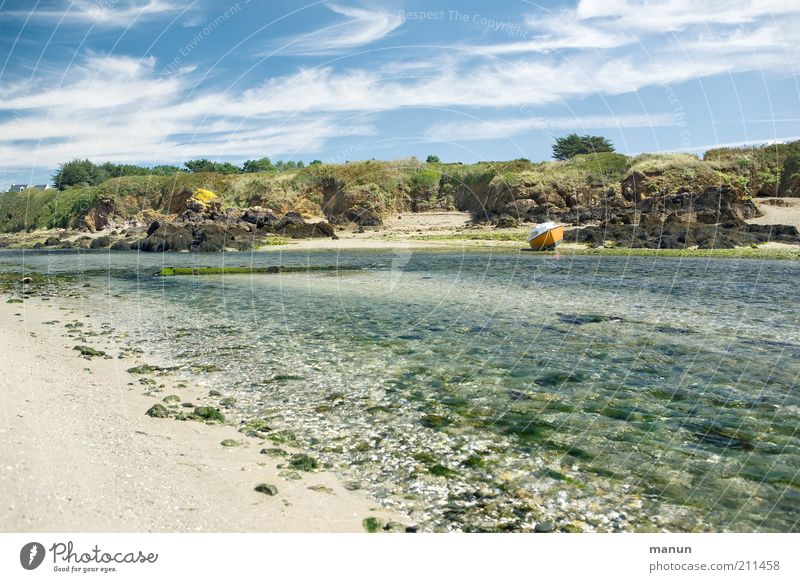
20,542 -> 46,570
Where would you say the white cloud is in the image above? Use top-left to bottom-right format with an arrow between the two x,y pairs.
575,0 -> 799,32
3,0 -> 189,28
464,0 -> 800,53
426,114 -> 679,142
0,54 -> 377,171
269,3 -> 403,56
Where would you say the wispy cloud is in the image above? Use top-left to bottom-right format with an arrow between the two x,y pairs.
0,54 -> 376,170
2,0 -> 190,28
426,114 -> 679,142
466,0 -> 800,53
268,3 -> 404,55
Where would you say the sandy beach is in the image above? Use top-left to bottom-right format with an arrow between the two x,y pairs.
0,297 -> 405,533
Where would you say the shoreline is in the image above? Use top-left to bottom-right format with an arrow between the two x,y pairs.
0,295 -> 406,532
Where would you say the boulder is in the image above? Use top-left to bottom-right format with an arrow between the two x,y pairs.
139,222 -> 194,252
241,208 -> 280,229
90,236 -> 111,249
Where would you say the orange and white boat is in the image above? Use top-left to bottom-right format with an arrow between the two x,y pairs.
527,221 -> 564,250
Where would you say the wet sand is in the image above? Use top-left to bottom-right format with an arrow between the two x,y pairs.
0,298 -> 404,532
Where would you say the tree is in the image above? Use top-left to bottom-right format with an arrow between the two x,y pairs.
242,157 -> 274,173
184,159 -> 240,174
52,159 -> 98,190
426,155 -> 441,163
150,165 -> 183,176
552,133 -> 615,160
309,159 -> 323,165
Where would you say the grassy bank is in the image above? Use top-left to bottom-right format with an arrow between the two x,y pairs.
4,141 -> 799,233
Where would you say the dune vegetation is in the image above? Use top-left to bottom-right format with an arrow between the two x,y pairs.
2,141 -> 799,234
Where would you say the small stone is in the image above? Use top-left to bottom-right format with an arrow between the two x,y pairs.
383,521 -> 405,532
534,521 -> 555,533
278,470 -> 302,480
73,345 -> 106,357
308,485 -> 334,494
181,402 -> 195,408
208,389 -> 223,397
221,439 -> 242,447
260,447 -> 288,457
288,453 -> 318,472
162,395 -> 181,404
254,483 -> 278,496
145,404 -> 170,418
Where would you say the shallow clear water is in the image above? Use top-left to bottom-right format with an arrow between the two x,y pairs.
3,249 -> 799,531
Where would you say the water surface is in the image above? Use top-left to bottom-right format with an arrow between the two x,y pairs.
4,249 -> 799,531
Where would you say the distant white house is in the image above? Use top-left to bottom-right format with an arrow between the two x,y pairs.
4,184 -> 50,192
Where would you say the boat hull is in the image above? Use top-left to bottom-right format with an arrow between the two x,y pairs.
528,225 -> 564,250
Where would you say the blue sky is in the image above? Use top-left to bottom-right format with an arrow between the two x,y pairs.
1,0 -> 799,188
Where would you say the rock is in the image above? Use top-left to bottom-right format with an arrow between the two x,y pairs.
145,404 -> 170,418
162,395 -> 181,404
73,345 -> 106,357
219,396 -> 236,407
502,199 -> 538,218
193,406 -> 225,422
494,215 -> 518,229
254,483 -> 279,496
308,485 -> 334,494
44,236 -> 60,246
340,207 -> 383,227
383,521 -> 405,532
657,235 -> 682,249
220,439 -> 242,447
110,240 -> 132,251
241,208 -> 280,229
90,236 -> 111,249
209,389 -> 223,397
288,453 -> 319,471
139,222 -> 194,252
534,521 -> 555,533
260,448 -> 288,457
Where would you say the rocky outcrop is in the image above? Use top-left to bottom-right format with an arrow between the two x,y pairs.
134,197 -> 337,252
571,222 -> 799,249
635,186 -> 760,225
